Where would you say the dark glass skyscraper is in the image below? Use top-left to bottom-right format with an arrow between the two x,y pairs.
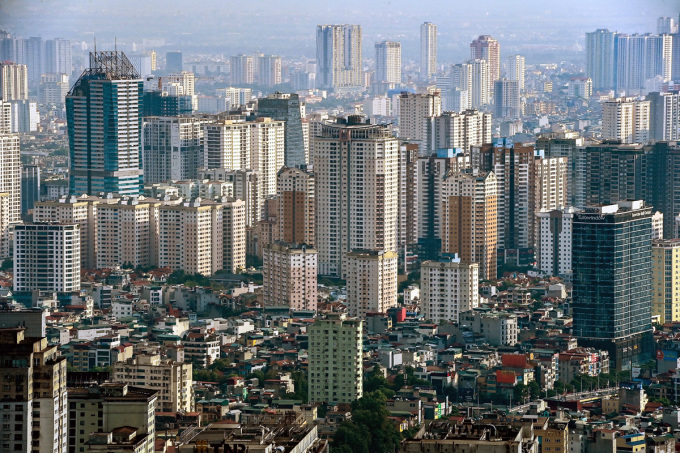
258,92 -> 306,167
572,200 -> 654,370
66,51 -> 143,196
21,165 -> 40,217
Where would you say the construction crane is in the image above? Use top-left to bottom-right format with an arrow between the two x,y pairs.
145,75 -> 215,91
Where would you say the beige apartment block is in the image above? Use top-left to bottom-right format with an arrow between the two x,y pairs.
276,166 -> 314,246
345,249 -> 398,318
263,242 -> 317,310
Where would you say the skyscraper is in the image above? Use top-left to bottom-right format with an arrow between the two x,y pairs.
263,243 -> 317,310
494,79 -> 521,119
585,29 -> 617,91
536,207 -> 577,277
572,201 -> 654,370
648,91 -> 680,141
398,92 -> 441,153
537,131 -> 587,208
375,41 -> 401,84
601,97 -> 650,144
506,54 -> 525,91
258,54 -> 282,86
276,166 -> 315,246
585,142 -> 648,208
420,22 -> 437,80
0,62 -> 28,100
470,35 -> 500,89
313,117 -> 398,277
44,38 -> 72,75
658,16 -> 678,34
258,92 -> 306,166
0,99 -> 21,226
316,25 -> 363,91
427,109 -> 492,154
467,59 -> 490,109
616,33 -> 672,91
230,54 -> 254,85
440,169 -> 497,280
67,51 -> 144,196
142,116 -> 208,184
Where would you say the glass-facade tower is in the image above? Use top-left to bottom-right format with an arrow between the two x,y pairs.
572,201 -> 654,370
67,51 -> 144,196
258,92 -> 306,167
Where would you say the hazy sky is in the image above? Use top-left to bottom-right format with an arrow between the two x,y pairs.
0,0 -> 676,62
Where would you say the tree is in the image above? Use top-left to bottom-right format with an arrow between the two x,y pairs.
528,380 -> 541,400
332,421 -> 370,453
0,258 -> 12,271
351,392 -> 402,453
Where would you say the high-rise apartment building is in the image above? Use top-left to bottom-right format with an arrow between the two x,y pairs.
652,239 -> 680,324
399,92 -> 441,153
345,249 -> 398,318
222,198 -> 246,273
316,25 -> 363,91
601,97 -> 650,144
112,353 -> 193,413
44,38 -> 71,75
536,131 -> 586,208
313,117 -> 398,277
203,117 -> 284,220
398,144 -> 419,251
165,71 -> 195,96
158,199 -> 223,276
572,201 -> 654,370
0,131 -> 22,226
67,383 -> 157,453
417,149 -> 471,258
494,79 -> 520,119
67,51 -> 144,196
375,41 -> 401,84
143,116 -> 208,184
13,223 -> 81,301
658,16 -> 678,34
262,242 -> 317,310
440,169 -> 497,280
258,92 -> 306,166
534,155 -> 568,214
506,54 -> 525,91
258,55 -> 282,87
616,34 -> 672,91
0,62 -> 28,100
39,72 -> 69,104
0,328 -> 68,453
420,22 -> 437,80
648,91 -> 680,141
475,139 -> 536,265
95,196 -> 159,269
165,51 -> 183,72
276,166 -> 314,246
470,35 -> 500,86
535,207 -> 578,277
421,256 -> 478,324
33,196 -> 94,268
467,59 -> 490,109
200,168 -> 261,227
230,54 -> 254,85
585,29 -> 617,91
427,109 -> 492,154
308,314 -> 363,403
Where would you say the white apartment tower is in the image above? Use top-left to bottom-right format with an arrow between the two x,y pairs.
420,22 -> 437,80
506,55 -> 525,91
262,243 -> 317,310
534,155 -> 568,213
143,116 -> 208,184
601,97 -> 651,144
467,59 -> 490,109
648,91 -> 680,141
428,109 -> 492,153
316,25 -> 363,90
13,222 -> 81,293
158,199 -> 223,276
0,62 -> 28,100
399,92 -> 441,153
313,117 -> 399,277
345,249 -> 398,318
421,257 -> 479,324
586,29 -> 617,91
536,207 -> 577,277
375,41 -> 402,84
222,199 -> 246,273
308,314 -> 363,404
0,102 -> 20,226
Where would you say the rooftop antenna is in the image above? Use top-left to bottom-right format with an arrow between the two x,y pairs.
115,37 -> 117,53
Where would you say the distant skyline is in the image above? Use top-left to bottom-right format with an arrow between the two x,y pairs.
0,0 -> 676,63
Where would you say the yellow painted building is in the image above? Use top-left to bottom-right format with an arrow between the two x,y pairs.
652,239 -> 680,324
